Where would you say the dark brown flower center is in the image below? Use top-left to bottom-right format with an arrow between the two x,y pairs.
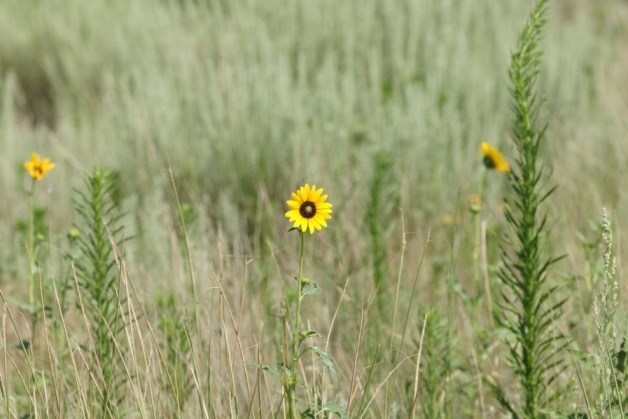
299,201 -> 316,219
483,156 -> 496,169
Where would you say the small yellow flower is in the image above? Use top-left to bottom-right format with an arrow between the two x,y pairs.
481,142 -> 510,172
24,153 -> 55,180
285,184 -> 332,234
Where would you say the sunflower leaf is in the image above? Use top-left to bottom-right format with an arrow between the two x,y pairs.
299,330 -> 322,344
320,403 -> 348,418
262,364 -> 283,378
301,280 -> 322,297
311,346 -> 338,385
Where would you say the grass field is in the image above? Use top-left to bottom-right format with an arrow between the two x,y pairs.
0,0 -> 627,417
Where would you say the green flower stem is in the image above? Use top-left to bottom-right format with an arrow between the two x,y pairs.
287,231 -> 305,419
26,178 -> 37,419
472,169 -> 496,324
472,169 -> 487,285
295,231 -> 305,347
27,179 -> 37,327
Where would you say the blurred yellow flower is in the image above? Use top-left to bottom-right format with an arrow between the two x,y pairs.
24,153 -> 55,180
441,214 -> 454,226
285,184 -> 332,234
469,194 -> 483,214
481,142 -> 510,172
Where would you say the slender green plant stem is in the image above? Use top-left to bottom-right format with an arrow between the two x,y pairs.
444,191 -> 463,417
475,169 -> 496,323
389,211 -> 407,359
295,231 -> 305,349
397,229 -> 430,361
473,169 -> 486,286
287,231 -> 305,419
26,179 -> 38,418
386,211 -> 406,415
168,168 -> 201,338
27,179 -> 36,326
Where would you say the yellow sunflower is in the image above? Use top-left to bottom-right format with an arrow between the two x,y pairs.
285,184 -> 332,234
481,142 -> 510,173
24,153 -> 55,180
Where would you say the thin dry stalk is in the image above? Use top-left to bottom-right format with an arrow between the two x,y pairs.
410,314 -> 428,417
347,304 -> 367,414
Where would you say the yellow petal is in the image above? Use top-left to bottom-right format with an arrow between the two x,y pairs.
297,186 -> 307,201
312,218 -> 323,230
311,187 -> 323,202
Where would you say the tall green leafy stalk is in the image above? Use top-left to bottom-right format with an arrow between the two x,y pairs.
495,1 -> 567,417
72,169 -> 126,417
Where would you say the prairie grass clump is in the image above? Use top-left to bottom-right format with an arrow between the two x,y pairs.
414,309 -> 450,419
156,293 -> 194,413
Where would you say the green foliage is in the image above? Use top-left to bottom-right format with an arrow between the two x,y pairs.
367,151 -> 396,316
15,206 -> 48,249
416,309 -> 450,419
15,204 -> 50,321
156,294 -> 194,413
495,1 -> 567,417
71,169 -> 127,417
278,231 -> 345,419
593,210 -> 626,417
